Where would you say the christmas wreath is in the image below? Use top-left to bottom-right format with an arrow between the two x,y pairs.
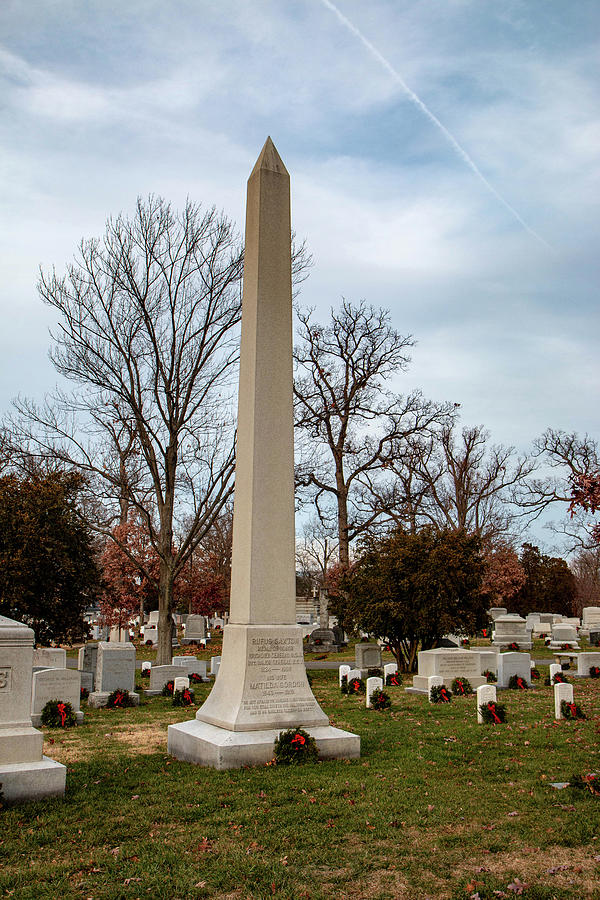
106,688 -> 135,708
590,666 -> 600,679
508,674 -> 528,690
188,672 -> 203,684
530,667 -> 541,681
553,672 -> 569,684
369,688 -> 391,710
40,699 -> 77,728
161,680 -> 175,697
451,677 -> 473,696
274,727 -> 318,765
561,643 -> 574,651
429,684 -> 452,703
508,642 -> 520,652
347,676 -> 365,695
479,700 -> 506,724
173,687 -> 195,707
385,671 -> 402,687
340,674 -> 348,694
561,700 -> 586,720
80,686 -> 89,700
569,773 -> 600,796
483,669 -> 497,683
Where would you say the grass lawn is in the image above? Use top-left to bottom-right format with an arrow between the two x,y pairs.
2,667 -> 600,899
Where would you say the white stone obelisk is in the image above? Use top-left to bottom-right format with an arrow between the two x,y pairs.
168,138 -> 359,768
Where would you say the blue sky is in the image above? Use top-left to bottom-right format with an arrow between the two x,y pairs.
1,0 -> 599,548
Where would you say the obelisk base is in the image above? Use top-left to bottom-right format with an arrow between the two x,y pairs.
192,624 -> 329,732
167,719 -> 360,770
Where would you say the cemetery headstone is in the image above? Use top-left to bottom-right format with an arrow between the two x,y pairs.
174,676 -> 190,692
0,615 -> 66,803
488,607 -> 507,621
306,628 -> 337,652
339,664 -> 351,686
554,681 -> 574,719
182,614 -> 206,644
428,675 -> 444,702
412,648 -> 485,692
88,642 -> 139,707
32,648 -> 66,668
148,665 -> 182,695
331,624 -> 346,646
549,623 -> 580,649
576,652 -> 600,676
492,615 -> 532,650
496,652 -> 531,688
172,657 -> 208,679
355,643 -> 382,672
143,626 -> 158,646
210,656 -> 221,677
78,643 -> 98,675
549,663 -> 562,684
148,610 -> 160,626
31,668 -> 83,727
476,684 -> 497,723
366,676 -> 383,708
383,663 -> 397,682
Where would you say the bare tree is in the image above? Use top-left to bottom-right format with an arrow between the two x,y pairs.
380,425 -> 535,544
523,429 -> 600,550
11,197 -> 243,663
293,300 -> 451,566
296,515 -> 339,589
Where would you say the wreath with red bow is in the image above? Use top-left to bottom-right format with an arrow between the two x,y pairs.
479,700 -> 506,724
40,699 -> 77,728
273,727 -> 318,765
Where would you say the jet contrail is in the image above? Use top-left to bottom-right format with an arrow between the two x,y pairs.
319,0 -> 549,247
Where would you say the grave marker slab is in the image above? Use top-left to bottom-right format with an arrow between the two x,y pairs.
31,668 -> 83,727
88,642 -> 139,708
339,664 -> 351,686
497,652 -> 531,688
554,682 -> 574,719
413,648 -> 485,692
576,652 -> 600,676
476,684 -> 497,723
33,648 -> 66,669
366,677 -> 383,708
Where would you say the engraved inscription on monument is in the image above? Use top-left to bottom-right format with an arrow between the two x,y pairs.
240,634 -> 317,719
0,667 -> 11,692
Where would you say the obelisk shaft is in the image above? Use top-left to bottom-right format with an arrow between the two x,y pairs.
229,137 -> 296,625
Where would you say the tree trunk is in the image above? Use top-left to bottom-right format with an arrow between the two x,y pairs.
336,463 -> 350,568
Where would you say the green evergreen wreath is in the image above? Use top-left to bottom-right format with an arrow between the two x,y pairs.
347,676 -> 365,695
479,700 -> 506,724
451,677 -> 473,696
40,699 -> 77,728
530,667 -> 541,681
385,671 -> 402,687
106,688 -> 135,708
508,674 -> 529,690
370,688 -> 391,710
561,699 -> 586,720
429,684 -> 452,703
340,674 -> 348,694
569,773 -> 600,795
274,728 -> 318,765
172,687 -> 195,707
161,680 -> 175,697
590,666 -> 600,679
553,672 -> 569,684
483,669 -> 497,683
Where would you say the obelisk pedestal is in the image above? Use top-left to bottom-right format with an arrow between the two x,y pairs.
0,615 -> 66,803
168,138 -> 359,768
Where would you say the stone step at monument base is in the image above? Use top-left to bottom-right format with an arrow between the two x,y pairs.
167,719 -> 360,771
411,674 -> 487,692
0,726 -> 44,764
0,756 -> 66,803
87,691 -> 140,709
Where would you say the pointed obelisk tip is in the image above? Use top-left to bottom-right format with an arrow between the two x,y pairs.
249,136 -> 289,178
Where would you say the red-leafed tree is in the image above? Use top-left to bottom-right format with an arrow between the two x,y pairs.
99,519 -> 159,633
481,543 -> 526,609
176,507 -> 232,615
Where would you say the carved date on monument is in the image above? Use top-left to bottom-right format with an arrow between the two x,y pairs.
240,637 -> 315,719
0,667 -> 12,692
